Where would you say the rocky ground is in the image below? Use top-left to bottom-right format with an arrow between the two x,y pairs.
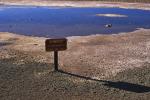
0,28 -> 150,99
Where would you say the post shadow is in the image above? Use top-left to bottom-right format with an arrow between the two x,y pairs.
58,69 -> 150,93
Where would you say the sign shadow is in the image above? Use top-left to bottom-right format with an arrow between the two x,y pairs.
58,70 -> 150,93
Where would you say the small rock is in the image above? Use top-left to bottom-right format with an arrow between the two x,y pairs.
105,24 -> 112,28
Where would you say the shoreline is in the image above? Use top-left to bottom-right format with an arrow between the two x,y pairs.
0,1 -> 150,10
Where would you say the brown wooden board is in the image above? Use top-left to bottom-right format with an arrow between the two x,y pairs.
45,38 -> 67,51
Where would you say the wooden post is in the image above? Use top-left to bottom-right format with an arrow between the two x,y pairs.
54,51 -> 58,71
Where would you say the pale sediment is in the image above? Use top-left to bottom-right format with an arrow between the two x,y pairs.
0,28 -> 150,79
0,1 -> 150,10
96,14 -> 128,17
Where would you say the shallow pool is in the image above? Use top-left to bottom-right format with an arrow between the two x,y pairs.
0,5 -> 150,38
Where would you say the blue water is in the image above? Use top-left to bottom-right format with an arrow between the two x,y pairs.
0,5 -> 150,38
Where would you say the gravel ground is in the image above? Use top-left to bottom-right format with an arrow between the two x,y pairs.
0,28 -> 150,99
0,49 -> 149,100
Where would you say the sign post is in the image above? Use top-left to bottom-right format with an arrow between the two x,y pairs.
45,38 -> 67,71
54,51 -> 58,71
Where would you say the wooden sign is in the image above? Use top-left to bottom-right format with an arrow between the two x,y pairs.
45,38 -> 67,71
45,38 -> 67,52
